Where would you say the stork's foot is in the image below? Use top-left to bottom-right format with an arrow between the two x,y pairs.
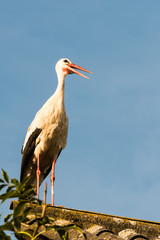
51,160 -> 56,206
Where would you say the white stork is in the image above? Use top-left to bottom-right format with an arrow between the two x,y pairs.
20,58 -> 92,205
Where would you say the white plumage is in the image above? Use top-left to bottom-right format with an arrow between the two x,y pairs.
20,58 -> 92,205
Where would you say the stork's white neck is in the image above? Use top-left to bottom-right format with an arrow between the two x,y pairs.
56,70 -> 66,95
53,70 -> 67,113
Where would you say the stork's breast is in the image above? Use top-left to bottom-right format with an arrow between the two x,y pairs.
39,113 -> 68,153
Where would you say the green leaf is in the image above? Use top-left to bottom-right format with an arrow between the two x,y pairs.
0,231 -> 11,240
24,188 -> 35,197
13,216 -> 21,231
0,222 -> 14,232
2,169 -> 9,183
6,185 -> 15,193
11,178 -> 19,186
0,231 -> 6,238
13,201 -> 28,217
0,178 -> 4,183
19,176 -> 30,191
4,236 -> 11,240
0,184 -> 7,191
0,190 -> 21,204
4,214 -> 13,222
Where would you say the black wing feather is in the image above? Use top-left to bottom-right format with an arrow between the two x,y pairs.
20,128 -> 42,182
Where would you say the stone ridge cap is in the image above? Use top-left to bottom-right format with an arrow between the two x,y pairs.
53,205 -> 160,226
10,201 -> 160,226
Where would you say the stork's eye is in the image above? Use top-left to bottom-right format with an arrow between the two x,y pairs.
64,59 -> 69,64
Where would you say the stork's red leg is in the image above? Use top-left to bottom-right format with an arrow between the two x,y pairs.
36,154 -> 40,199
51,160 -> 56,206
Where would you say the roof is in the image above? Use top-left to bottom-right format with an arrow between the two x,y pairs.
10,202 -> 160,240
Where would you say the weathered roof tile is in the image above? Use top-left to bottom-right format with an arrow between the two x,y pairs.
10,202 -> 160,240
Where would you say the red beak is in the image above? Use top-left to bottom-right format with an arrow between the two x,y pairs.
67,63 -> 93,79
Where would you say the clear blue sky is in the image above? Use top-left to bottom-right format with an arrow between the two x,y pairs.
1,0 -> 160,223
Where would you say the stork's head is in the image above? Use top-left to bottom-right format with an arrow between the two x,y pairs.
55,58 -> 92,79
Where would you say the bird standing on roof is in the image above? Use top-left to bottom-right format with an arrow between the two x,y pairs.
20,58 -> 92,205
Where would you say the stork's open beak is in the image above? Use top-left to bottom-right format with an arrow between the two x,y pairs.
67,63 -> 93,79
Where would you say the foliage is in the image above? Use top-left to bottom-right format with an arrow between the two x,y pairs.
0,169 -> 85,240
